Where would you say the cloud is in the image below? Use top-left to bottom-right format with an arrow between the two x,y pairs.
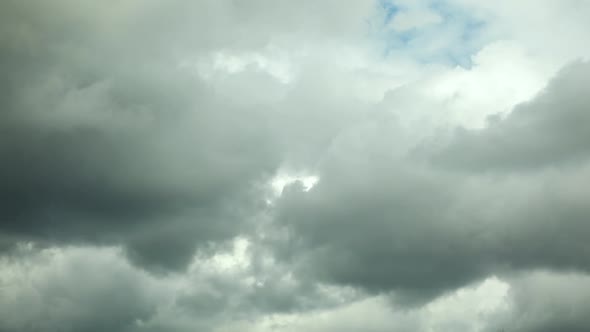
0,246 -> 160,332
0,0 -> 292,270
270,60 -> 590,307
432,61 -> 590,171
2,0 -> 590,331
485,271 -> 590,332
221,276 -> 509,332
0,1 -> 378,272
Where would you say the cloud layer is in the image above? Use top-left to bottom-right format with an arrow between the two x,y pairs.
2,0 -> 590,331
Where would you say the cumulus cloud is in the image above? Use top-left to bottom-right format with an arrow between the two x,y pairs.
270,61 -> 590,307
0,246 -> 160,332
0,0 -> 318,270
433,61 -> 590,170
1,0 -> 590,331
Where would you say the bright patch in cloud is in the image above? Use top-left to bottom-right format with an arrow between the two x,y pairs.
271,173 -> 320,195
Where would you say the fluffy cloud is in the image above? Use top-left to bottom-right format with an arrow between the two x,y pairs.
433,61 -> 590,170
271,61 -> 590,307
0,246 -> 160,332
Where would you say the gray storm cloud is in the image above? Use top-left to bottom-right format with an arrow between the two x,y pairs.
1,1 -> 590,331
272,61 -> 590,308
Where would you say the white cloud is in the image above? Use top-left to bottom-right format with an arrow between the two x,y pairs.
271,173 -> 320,196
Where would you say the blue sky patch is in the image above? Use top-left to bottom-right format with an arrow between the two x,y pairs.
371,0 -> 489,68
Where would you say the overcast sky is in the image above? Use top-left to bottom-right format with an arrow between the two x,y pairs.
1,1 -> 590,331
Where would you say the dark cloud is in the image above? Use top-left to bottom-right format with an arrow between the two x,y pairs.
0,0 -> 283,270
2,1 -> 590,331
273,134 -> 490,305
270,61 -> 590,307
431,61 -> 590,171
0,0 -> 376,272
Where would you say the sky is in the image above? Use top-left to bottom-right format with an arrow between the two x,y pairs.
1,1 -> 590,331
